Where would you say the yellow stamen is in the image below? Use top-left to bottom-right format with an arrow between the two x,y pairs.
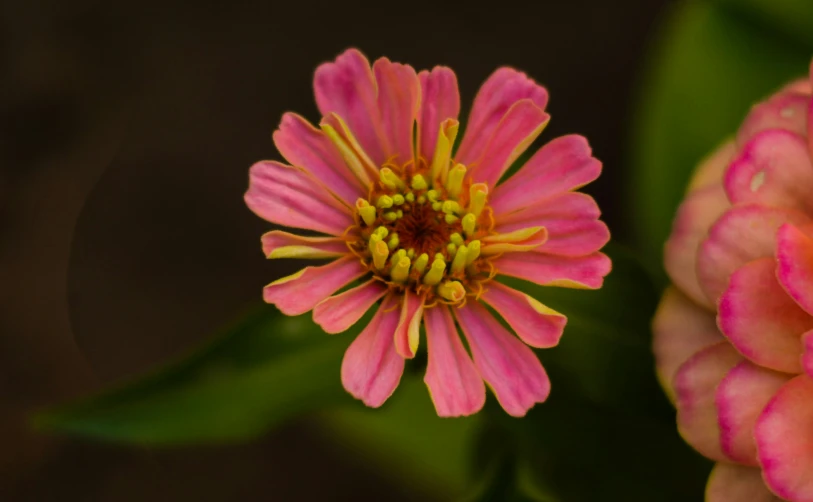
430,119 -> 459,187
423,257 -> 446,285
372,240 -> 389,269
414,253 -> 429,274
442,200 -> 460,214
445,214 -> 459,224
392,194 -> 405,205
406,248 -> 415,259
432,201 -> 443,212
426,190 -> 439,202
411,174 -> 428,191
356,198 -> 377,226
383,211 -> 398,221
374,226 -> 389,238
387,233 -> 400,250
437,281 -> 466,302
396,209 -> 403,219
377,195 -> 393,209
368,233 -> 382,254
447,242 -> 457,255
405,192 -> 415,203
469,183 -> 488,217
446,163 -> 466,198
451,245 -> 468,275
380,167 -> 405,190
462,213 -> 477,237
466,240 -> 481,265
417,195 -> 426,204
450,233 -> 464,246
391,256 -> 411,282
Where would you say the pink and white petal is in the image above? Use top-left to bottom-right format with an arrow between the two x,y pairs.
263,256 -> 366,316
314,49 -> 386,165
725,130 -> 813,213
312,279 -> 388,334
674,342 -> 743,462
394,290 -> 424,359
706,463 -> 783,502
718,257 -> 810,373
716,361 -> 791,465
737,90 -> 810,147
490,135 -> 601,217
687,140 -> 736,193
468,100 -> 550,187
424,305 -> 486,417
495,192 -> 609,256
261,230 -> 348,259
664,184 -> 730,309
494,251 -> 611,289
756,375 -> 813,502
697,205 -> 812,304
777,223 -> 813,315
456,67 -> 548,166
417,67 -> 460,162
245,161 -> 353,236
455,302 -> 550,417
341,295 -> 405,408
652,288 -> 724,403
272,113 -> 366,205
373,58 -> 421,164
481,281 -> 566,348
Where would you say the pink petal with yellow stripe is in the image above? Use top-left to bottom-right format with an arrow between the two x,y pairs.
482,281 -> 566,348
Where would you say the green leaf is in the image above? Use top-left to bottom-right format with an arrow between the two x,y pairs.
714,0 -> 813,49
34,305 -> 357,445
628,1 -> 811,277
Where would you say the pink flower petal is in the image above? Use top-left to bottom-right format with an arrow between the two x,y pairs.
719,257 -> 810,373
802,330 -> 813,380
454,302 -> 550,417
495,192 -> 609,257
468,100 -> 550,187
456,67 -> 548,166
490,135 -> 601,217
423,305 -> 486,417
312,279 -> 388,334
777,223 -> 813,315
341,295 -> 404,408
417,67 -> 460,162
725,130 -> 813,213
481,281 -> 566,348
697,205 -> 812,304
674,342 -> 743,462
737,90 -> 810,147
716,361 -> 791,465
314,48 -> 386,165
652,288 -> 724,403
756,375 -> 813,501
263,256 -> 366,316
373,58 -> 420,164
261,230 -> 349,259
494,251 -> 611,289
272,113 -> 366,205
664,184 -> 730,309
686,141 -> 736,193
706,463 -> 783,502
245,160 -> 353,236
394,290 -> 424,359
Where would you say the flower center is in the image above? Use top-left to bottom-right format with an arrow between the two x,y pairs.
349,158 -> 495,306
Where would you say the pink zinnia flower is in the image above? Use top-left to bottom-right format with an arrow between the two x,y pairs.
245,49 -> 610,417
655,60 -> 813,500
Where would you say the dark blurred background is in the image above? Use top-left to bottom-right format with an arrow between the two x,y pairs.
1,0 -> 673,500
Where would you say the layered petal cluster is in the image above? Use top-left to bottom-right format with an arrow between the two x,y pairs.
246,49 -> 610,417
655,61 -> 813,500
